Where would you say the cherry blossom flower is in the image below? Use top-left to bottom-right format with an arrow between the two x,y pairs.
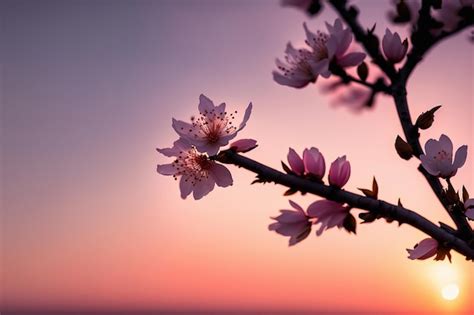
420,134 -> 468,178
323,19 -> 366,70
465,199 -> 474,220
287,148 -> 305,175
273,19 -> 365,88
269,200 -> 312,246
382,28 -> 408,63
273,43 -> 322,88
307,200 -> 349,236
303,147 -> 326,179
157,139 -> 233,200
172,94 -> 252,156
229,139 -> 258,153
328,155 -> 351,188
406,238 -> 438,260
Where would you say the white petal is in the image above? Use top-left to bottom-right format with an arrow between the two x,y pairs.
452,145 -> 467,169
198,94 -> 215,114
209,163 -> 233,187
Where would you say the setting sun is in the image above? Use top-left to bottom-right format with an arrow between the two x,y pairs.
441,284 -> 460,301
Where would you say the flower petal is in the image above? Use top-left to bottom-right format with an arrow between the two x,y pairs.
230,138 -> 258,152
439,134 -> 453,154
198,94 -> 215,114
192,176 -> 216,200
179,176 -> 193,199
237,102 -> 253,131
337,52 -> 366,68
209,163 -> 233,187
157,163 -> 177,176
452,145 -> 467,169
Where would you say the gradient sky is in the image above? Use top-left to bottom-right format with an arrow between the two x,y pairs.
1,0 -> 473,313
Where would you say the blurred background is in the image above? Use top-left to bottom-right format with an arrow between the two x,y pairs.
1,0 -> 472,313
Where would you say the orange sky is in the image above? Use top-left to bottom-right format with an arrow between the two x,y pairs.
1,0 -> 473,313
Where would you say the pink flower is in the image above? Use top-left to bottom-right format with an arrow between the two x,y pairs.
406,238 -> 438,260
229,139 -> 258,153
172,94 -> 252,156
328,155 -> 351,188
465,199 -> 474,220
382,28 -> 408,63
324,19 -> 366,69
273,43 -> 322,88
269,200 -> 312,246
273,19 -> 365,88
157,139 -> 233,200
303,147 -> 326,179
287,148 -> 305,175
420,134 -> 468,178
307,200 -> 349,236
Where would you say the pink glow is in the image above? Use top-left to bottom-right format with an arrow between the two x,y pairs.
1,0 -> 472,314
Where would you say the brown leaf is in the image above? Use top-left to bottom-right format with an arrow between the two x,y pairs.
283,188 -> 297,196
395,135 -> 414,160
357,62 -> 368,82
462,186 -> 469,203
281,161 -> 295,175
372,177 -> 379,199
343,213 -> 357,234
415,105 -> 442,130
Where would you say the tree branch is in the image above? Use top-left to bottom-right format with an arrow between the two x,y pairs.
216,150 -> 474,260
328,0 -> 397,80
400,18 -> 474,82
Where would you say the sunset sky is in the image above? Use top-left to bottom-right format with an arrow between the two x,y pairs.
1,0 -> 473,313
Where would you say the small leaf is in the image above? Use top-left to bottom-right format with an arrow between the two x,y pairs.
368,23 -> 376,34
462,186 -> 469,203
372,177 -> 379,199
435,247 -> 452,263
281,161 -> 295,175
415,105 -> 442,130
359,212 -> 379,223
251,174 -> 270,185
343,213 -> 357,234
283,188 -> 297,196
358,188 -> 375,198
395,135 -> 414,160
398,198 -> 403,208
445,184 -> 459,204
357,62 -> 369,82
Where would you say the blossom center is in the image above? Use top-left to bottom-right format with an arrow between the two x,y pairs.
306,31 -> 329,60
190,109 -> 238,143
172,148 -> 213,185
433,150 -> 451,161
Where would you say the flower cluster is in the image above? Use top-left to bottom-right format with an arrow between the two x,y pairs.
273,19 -> 366,88
287,148 -> 350,188
269,148 -> 353,245
157,94 -> 255,199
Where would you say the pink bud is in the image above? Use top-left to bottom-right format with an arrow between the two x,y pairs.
406,238 -> 438,260
230,139 -> 258,153
382,28 -> 408,63
328,155 -> 351,188
303,147 -> 326,179
287,148 -> 305,175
